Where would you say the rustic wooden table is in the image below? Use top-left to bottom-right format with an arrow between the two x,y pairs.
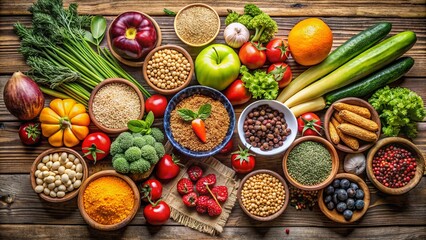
1,1 -> 425,239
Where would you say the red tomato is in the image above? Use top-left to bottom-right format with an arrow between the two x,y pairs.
143,200 -> 170,225
297,112 -> 323,136
145,94 -> 168,118
219,138 -> 234,154
141,179 -> 163,202
19,122 -> 41,145
267,63 -> 293,88
155,154 -> 181,180
266,38 -> 290,63
239,42 -> 266,70
223,79 -> 252,106
81,132 -> 111,163
231,147 -> 255,174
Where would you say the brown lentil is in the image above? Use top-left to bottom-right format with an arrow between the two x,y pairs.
170,94 -> 229,151
241,173 -> 285,217
146,48 -> 191,90
92,83 -> 141,129
243,104 -> 291,151
175,6 -> 219,45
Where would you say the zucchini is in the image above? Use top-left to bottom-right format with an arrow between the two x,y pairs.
276,22 -> 392,103
284,31 -> 417,108
324,56 -> 415,105
290,97 -> 326,117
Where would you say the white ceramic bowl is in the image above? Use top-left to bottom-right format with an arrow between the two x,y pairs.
237,100 -> 297,156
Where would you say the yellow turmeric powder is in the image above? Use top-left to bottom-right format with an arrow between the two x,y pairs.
83,176 -> 134,225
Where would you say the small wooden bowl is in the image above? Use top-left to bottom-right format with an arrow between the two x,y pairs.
174,3 -> 220,47
78,170 -> 140,231
142,45 -> 193,95
366,137 -> 425,195
324,97 -> 381,153
282,136 -> 339,191
88,78 -> 145,134
107,11 -> 162,67
318,173 -> 370,223
30,148 -> 88,203
237,169 -> 290,221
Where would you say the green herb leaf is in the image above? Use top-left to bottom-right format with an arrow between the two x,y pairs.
269,65 -> 286,82
145,111 -> 154,127
163,8 -> 177,16
177,109 -> 197,121
91,16 -> 107,40
83,31 -> 96,45
128,120 -> 145,133
198,104 -> 212,120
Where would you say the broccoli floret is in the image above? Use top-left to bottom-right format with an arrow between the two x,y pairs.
117,132 -> 133,149
132,132 -> 143,138
225,10 -> 240,26
150,128 -> 165,143
129,159 -> 151,174
237,15 -> 254,29
250,13 -> 278,43
141,145 -> 159,164
125,146 -> 142,162
133,137 -> 147,148
110,141 -> 123,156
112,153 -> 125,163
153,142 -> 165,158
244,4 -> 263,17
112,157 -> 129,174
141,135 -> 156,146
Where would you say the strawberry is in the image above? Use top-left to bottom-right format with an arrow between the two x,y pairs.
195,175 -> 215,195
211,186 -> 228,202
187,165 -> 203,182
207,198 -> 222,217
176,178 -> 194,195
182,192 -> 198,207
196,195 -> 210,214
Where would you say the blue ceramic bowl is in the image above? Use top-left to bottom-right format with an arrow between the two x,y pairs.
163,86 -> 235,158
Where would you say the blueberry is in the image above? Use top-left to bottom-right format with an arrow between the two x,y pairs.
355,189 -> 364,199
350,183 -> 359,190
325,185 -> 335,195
347,188 -> 356,198
332,179 -> 340,188
324,195 -> 332,203
355,200 -> 365,210
340,179 -> 350,189
336,202 -> 347,213
336,189 -> 348,201
332,193 -> 338,204
346,198 -> 355,210
343,209 -> 353,220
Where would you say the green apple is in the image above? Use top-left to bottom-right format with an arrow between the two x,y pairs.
195,44 -> 241,91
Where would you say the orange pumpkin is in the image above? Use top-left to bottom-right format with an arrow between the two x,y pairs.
40,99 -> 90,147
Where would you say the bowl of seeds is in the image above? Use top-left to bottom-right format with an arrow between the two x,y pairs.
142,45 -> 194,95
174,3 -> 220,47
88,78 -> 145,134
282,136 -> 339,191
237,169 -> 289,221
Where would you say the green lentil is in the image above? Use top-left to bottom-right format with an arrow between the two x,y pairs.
287,141 -> 331,185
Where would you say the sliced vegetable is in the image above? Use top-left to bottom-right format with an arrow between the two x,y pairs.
289,97 -> 326,118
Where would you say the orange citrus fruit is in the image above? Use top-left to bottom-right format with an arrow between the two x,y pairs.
288,18 -> 333,66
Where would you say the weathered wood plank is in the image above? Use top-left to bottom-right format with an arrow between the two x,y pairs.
0,0 -> 425,17
1,16 -> 425,75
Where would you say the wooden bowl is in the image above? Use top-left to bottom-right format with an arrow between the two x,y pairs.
88,78 -> 145,134
366,137 -> 425,195
237,169 -> 289,221
142,45 -> 193,95
282,136 -> 339,191
107,11 -> 162,67
78,170 -> 140,231
324,97 -> 381,153
174,3 -> 220,47
30,148 -> 88,203
318,173 -> 370,223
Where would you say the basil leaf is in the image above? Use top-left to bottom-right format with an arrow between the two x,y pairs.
91,16 -> 107,40
127,120 -> 145,133
198,104 -> 211,120
145,111 -> 154,127
83,31 -> 96,45
177,109 -> 197,121
163,8 -> 176,16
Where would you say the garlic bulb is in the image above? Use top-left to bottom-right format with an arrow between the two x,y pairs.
223,23 -> 250,48
344,153 -> 366,175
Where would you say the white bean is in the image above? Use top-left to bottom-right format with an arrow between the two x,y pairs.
46,161 -> 53,169
41,166 -> 48,171
49,172 -> 56,177
67,185 -> 74,192
71,165 -> 76,170
72,177 -> 76,182
65,162 -> 73,169
42,155 -> 50,163
58,166 -> 65,175
55,180 -> 62,186
49,191 -> 57,198
68,154 -> 76,161
65,169 -> 71,175
66,180 -> 72,187
52,153 -> 59,162
42,182 -> 47,188
58,185 -> 66,191
37,163 -> 45,170
44,176 -> 55,184
35,185 -> 44,193
76,173 -> 83,180
43,188 -> 50,195
48,183 -> 56,190
52,161 -> 60,170
76,164 -> 83,173
73,159 -> 80,165
42,171 -> 50,178
55,175 -> 61,180
68,170 -> 76,180
61,152 -> 68,161
57,191 -> 65,198
35,170 -> 41,177
73,180 -> 81,189
37,172 -> 43,179
36,178 -> 43,185
61,174 -> 69,183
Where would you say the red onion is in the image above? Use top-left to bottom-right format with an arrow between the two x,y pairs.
3,72 -> 45,120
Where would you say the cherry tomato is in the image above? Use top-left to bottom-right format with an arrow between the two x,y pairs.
19,122 -> 41,145
155,154 -> 181,180
145,94 -> 168,118
231,147 -> 255,174
267,63 -> 293,88
141,179 -> 163,202
297,112 -> 323,136
223,79 -> 252,106
219,138 -> 234,154
81,132 -> 111,163
266,38 -> 290,63
143,200 -> 170,225
238,42 -> 266,70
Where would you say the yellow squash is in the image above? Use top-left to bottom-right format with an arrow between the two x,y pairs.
40,99 -> 90,147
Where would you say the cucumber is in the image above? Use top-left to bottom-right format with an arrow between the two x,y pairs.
284,31 -> 417,108
277,22 -> 392,103
325,57 -> 415,105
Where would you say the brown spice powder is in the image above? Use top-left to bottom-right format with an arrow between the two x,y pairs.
175,6 -> 219,45
170,94 -> 230,151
